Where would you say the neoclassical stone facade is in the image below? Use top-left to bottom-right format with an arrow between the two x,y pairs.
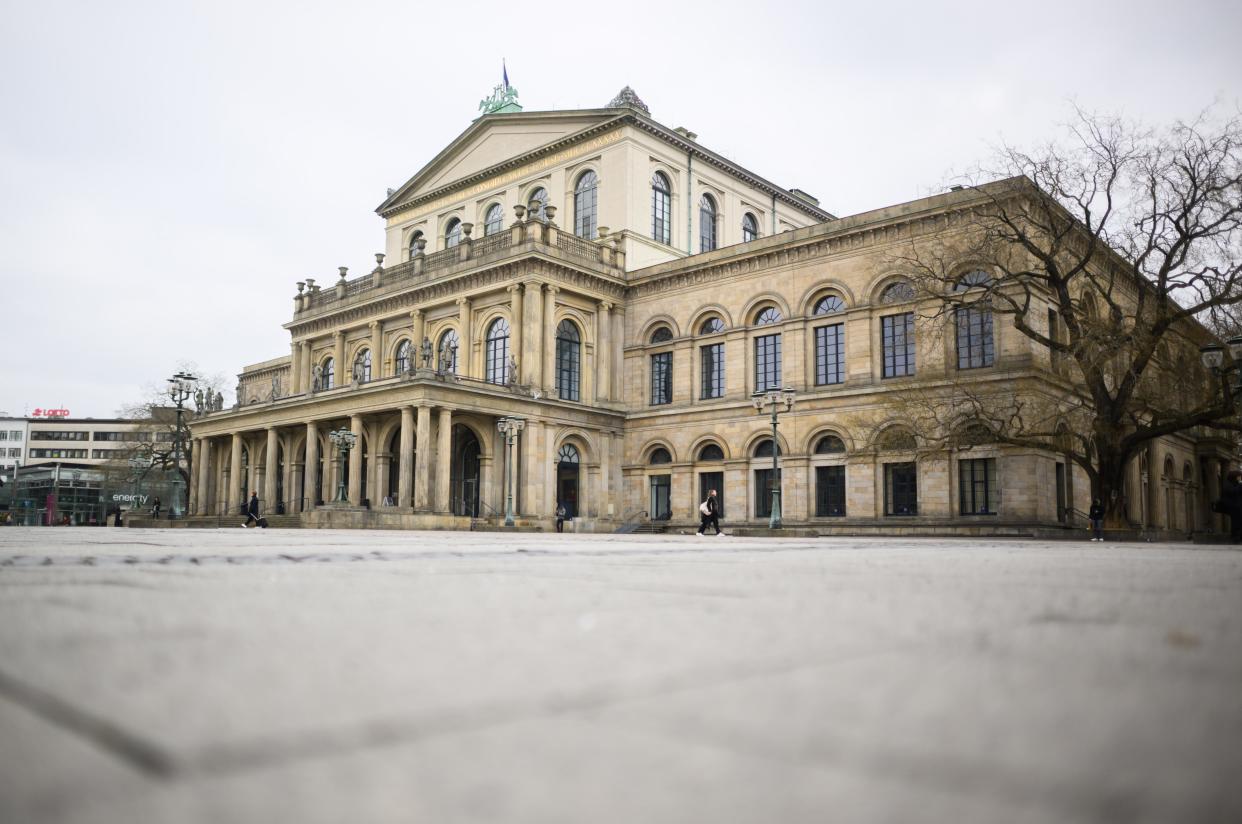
187,89 -> 1232,534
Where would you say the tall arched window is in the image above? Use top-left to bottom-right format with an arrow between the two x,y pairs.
954,271 -> 994,370
742,212 -> 759,242
649,447 -> 672,464
698,443 -> 725,461
651,172 -> 671,244
814,295 -> 846,386
444,218 -> 462,248
407,230 -> 424,260
437,329 -> 459,374
483,203 -> 504,236
753,439 -> 782,458
754,307 -> 783,392
485,318 -> 510,384
555,319 -> 581,401
353,348 -> 371,383
394,339 -> 412,374
700,316 -> 725,335
699,194 -> 718,252
574,170 -> 598,239
528,187 -> 549,221
322,357 -> 335,389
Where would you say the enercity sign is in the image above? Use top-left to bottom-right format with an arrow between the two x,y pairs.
112,493 -> 149,505
32,408 -> 70,418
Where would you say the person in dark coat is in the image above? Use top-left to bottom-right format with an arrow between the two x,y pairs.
243,491 -> 261,527
1224,471 -> 1242,543
697,489 -> 722,536
1088,498 -> 1105,541
152,497 -> 161,518
555,502 -> 566,533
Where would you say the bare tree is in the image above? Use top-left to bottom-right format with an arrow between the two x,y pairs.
895,108 -> 1242,526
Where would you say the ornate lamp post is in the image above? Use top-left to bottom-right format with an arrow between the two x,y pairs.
1199,336 -> 1242,392
751,387 -> 796,529
127,455 -> 153,518
165,371 -> 198,519
496,416 -> 526,527
327,429 -> 357,503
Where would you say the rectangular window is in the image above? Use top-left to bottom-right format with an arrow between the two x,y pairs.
11,431 -> 22,441
754,468 -> 782,518
956,307 -> 994,369
649,474 -> 671,520
93,431 -> 134,442
8,448 -> 20,458
881,313 -> 915,378
815,323 -> 845,385
700,343 -> 724,399
959,458 -> 998,515
884,462 -> 918,515
0,432 -> 7,441
650,352 -> 672,405
30,431 -> 90,441
815,465 -> 846,516
754,333 -> 782,392
556,338 -> 580,402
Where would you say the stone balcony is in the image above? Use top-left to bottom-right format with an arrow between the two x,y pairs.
291,218 -> 626,322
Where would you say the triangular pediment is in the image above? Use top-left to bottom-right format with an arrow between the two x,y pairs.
378,111 -> 622,215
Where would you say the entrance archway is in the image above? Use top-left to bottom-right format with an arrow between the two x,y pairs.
556,443 -> 580,518
452,425 -> 481,516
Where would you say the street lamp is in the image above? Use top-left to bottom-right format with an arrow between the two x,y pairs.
751,387 -> 796,529
496,416 -> 525,527
327,429 -> 356,503
1199,336 -> 1242,404
127,454 -> 153,518
165,371 -> 198,519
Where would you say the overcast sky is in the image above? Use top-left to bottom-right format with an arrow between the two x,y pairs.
2,0 -> 1239,418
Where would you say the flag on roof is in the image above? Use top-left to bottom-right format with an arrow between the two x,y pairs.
503,60 -> 509,90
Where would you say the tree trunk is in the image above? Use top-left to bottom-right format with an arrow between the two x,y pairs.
1093,447 -> 1132,530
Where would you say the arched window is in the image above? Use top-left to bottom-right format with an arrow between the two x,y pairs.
322,357 -> 335,389
881,281 -> 916,303
353,348 -> 371,383
437,329 -> 459,374
651,171 -> 671,244
574,170 -> 598,239
700,316 -> 725,335
444,218 -> 462,248
753,439 -> 782,458
555,319 -> 581,401
558,443 -> 580,464
528,187 -> 549,220
878,428 -> 917,451
483,203 -> 504,236
394,339 -> 413,374
407,230 -> 424,260
754,307 -> 783,326
955,271 -> 995,370
742,212 -> 759,242
485,318 -> 510,384
698,443 -> 725,462
650,326 -> 674,344
954,270 -> 991,291
649,447 -> 672,464
813,294 -> 845,314
699,194 -> 717,252
815,435 -> 846,454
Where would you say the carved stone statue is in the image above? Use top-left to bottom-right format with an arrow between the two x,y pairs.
352,358 -> 363,384
194,389 -> 204,412
214,390 -> 223,411
420,336 -> 433,368
270,375 -> 281,400
312,364 -> 323,392
507,355 -> 518,385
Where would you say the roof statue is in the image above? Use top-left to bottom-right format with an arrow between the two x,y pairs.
478,61 -> 522,115
606,86 -> 649,113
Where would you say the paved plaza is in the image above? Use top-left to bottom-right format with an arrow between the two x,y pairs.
1,529 -> 1239,824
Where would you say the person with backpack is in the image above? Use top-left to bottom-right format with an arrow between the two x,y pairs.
1088,498 -> 1105,541
243,491 -> 263,528
555,501 -> 567,533
697,489 -> 722,536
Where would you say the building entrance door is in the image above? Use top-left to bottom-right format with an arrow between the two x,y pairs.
556,444 -> 580,517
698,471 -> 723,519
452,425 -> 480,517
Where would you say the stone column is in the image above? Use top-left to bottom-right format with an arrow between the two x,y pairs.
196,438 -> 212,515
411,309 -> 425,357
543,285 -> 558,393
479,455 -> 493,517
229,433 -> 243,515
520,419 -> 543,517
301,340 -> 312,393
290,458 -> 304,514
599,430 -> 612,518
305,421 -> 319,507
188,438 -> 201,515
334,331 -> 346,386
508,284 -> 523,379
264,427 -> 279,512
597,301 -> 612,402
281,433 -> 294,513
348,414 -> 363,504
611,307 -> 624,401
398,406 -> 414,508
522,281 -> 543,387
370,321 -> 383,379
436,407 -> 453,513
414,404 -> 432,511
456,297 -> 472,377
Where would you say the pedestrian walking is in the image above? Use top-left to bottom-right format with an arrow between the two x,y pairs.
113,508 -> 122,527
1088,498 -> 1104,542
1224,470 -> 1242,543
697,488 -> 722,536
152,497 -> 161,518
243,491 -> 261,527
555,502 -> 566,533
